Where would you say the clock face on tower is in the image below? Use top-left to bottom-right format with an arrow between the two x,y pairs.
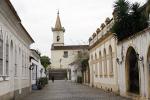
57,36 -> 60,42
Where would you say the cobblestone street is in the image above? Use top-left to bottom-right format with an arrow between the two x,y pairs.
23,80 -> 130,100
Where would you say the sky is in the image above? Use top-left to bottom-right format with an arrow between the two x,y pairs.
10,0 -> 146,58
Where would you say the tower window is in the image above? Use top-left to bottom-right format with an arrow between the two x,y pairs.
63,51 -> 68,58
57,36 -> 60,42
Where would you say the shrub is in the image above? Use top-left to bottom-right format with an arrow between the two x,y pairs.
37,77 -> 48,90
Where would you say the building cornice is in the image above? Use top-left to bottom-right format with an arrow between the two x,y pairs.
117,27 -> 150,45
89,32 -> 114,50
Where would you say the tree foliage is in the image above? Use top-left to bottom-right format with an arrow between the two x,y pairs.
75,50 -> 89,71
111,0 -> 148,41
40,56 -> 51,69
81,59 -> 89,72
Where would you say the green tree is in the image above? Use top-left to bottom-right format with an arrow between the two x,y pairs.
130,2 -> 148,34
40,56 -> 51,69
112,0 -> 148,41
112,0 -> 131,40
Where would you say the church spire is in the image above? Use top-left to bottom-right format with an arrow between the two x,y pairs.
55,10 -> 62,29
52,11 -> 65,32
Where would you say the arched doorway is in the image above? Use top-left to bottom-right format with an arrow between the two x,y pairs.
147,46 -> 150,96
126,47 -> 140,94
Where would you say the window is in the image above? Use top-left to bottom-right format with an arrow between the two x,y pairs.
99,51 -> 102,77
6,38 -> 9,76
32,64 -> 36,80
57,36 -> 60,42
104,48 -> 107,77
14,47 -> 17,76
24,53 -> 26,76
24,54 -> 26,77
63,51 -> 68,58
95,53 -> 97,60
0,34 -> 3,75
78,50 -> 81,55
22,52 -> 24,76
91,55 -> 93,61
25,53 -> 28,77
109,46 -> 113,76
95,64 -> 98,77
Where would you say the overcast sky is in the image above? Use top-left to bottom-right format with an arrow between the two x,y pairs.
10,0 -> 146,57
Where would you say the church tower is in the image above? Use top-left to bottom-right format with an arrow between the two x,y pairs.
52,11 -> 65,46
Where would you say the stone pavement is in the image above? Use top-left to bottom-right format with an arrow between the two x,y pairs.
23,80 -> 130,100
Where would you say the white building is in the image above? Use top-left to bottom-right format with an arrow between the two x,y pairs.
116,27 -> 150,100
30,49 -> 46,88
0,0 -> 34,100
89,18 -> 119,93
69,60 -> 82,82
50,12 -> 88,80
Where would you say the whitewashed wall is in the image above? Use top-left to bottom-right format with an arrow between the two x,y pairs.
89,35 -> 118,92
117,28 -> 150,99
51,50 -> 79,69
0,0 -> 33,98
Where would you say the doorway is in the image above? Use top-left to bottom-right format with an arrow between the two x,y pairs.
126,47 -> 140,94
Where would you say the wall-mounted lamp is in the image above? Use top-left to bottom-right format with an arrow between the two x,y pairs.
29,63 -> 34,70
40,68 -> 43,73
116,57 -> 124,65
116,45 -> 124,65
136,53 -> 144,61
116,58 -> 121,64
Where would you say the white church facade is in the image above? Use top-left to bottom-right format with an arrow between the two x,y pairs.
50,12 -> 88,80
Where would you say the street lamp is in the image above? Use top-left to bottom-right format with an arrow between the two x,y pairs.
116,45 -> 124,65
40,68 -> 43,78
